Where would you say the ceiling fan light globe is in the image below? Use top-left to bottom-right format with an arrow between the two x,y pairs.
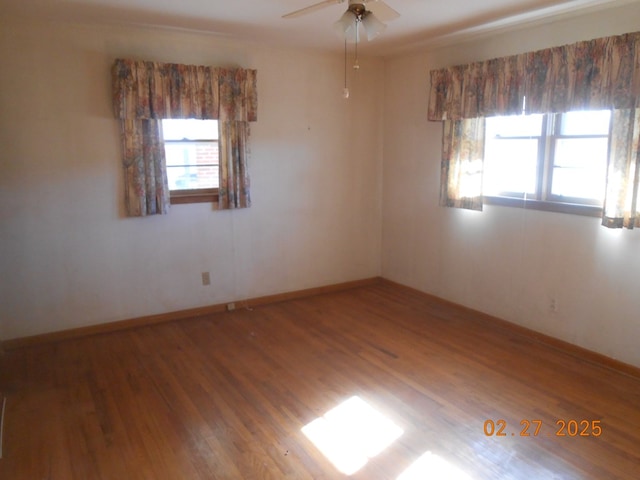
361,12 -> 386,41
333,10 -> 357,37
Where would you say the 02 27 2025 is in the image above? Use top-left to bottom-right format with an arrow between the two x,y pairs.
483,419 -> 602,437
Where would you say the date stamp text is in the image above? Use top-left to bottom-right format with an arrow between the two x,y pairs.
483,419 -> 602,437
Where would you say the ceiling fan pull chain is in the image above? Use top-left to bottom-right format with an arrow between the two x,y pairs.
354,17 -> 360,71
343,37 -> 350,99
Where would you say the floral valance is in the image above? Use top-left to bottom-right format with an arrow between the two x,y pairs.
428,31 -> 640,121
112,59 -> 258,122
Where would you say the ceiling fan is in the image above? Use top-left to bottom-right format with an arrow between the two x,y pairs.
283,0 -> 399,99
283,0 -> 400,41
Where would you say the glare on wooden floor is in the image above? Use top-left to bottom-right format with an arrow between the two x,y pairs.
301,396 -> 404,475
397,451 -> 474,480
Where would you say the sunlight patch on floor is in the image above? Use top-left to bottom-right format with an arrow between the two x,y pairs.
302,396 -> 404,475
397,451 -> 474,480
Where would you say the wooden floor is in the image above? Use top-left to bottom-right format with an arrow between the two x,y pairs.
1,281 -> 639,479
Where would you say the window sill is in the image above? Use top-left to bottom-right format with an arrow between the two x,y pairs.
170,189 -> 218,205
484,196 -> 602,218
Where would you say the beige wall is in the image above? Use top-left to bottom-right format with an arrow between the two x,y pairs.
382,3 -> 640,367
0,19 -> 383,340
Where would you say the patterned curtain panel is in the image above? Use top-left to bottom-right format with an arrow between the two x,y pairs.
218,68 -> 259,123
219,122 -> 251,209
112,59 -> 258,216
428,32 -> 640,121
120,119 -> 170,217
428,31 -> 640,224
602,109 -> 640,228
112,60 -> 258,121
440,118 -> 485,211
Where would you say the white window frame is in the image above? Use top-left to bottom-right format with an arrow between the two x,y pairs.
483,110 -> 611,217
162,119 -> 220,205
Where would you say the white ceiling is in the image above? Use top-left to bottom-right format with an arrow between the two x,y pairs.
0,0 -> 632,55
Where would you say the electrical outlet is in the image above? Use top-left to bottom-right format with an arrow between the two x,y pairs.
201,272 -> 211,286
550,298 -> 558,313
226,302 -> 236,311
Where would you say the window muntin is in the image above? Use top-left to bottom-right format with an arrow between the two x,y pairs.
161,119 -> 219,204
484,110 -> 611,214
165,142 -> 219,190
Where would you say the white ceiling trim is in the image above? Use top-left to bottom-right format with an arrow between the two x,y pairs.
378,0 -> 639,56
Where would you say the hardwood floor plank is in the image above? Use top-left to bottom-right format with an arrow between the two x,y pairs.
1,282 -> 639,479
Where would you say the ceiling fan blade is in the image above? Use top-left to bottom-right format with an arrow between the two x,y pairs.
366,0 -> 400,22
282,0 -> 345,19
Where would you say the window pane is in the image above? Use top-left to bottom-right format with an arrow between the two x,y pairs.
165,142 -> 219,189
551,138 -> 608,201
559,110 -> 610,136
167,165 -> 219,189
162,119 -> 218,140
483,138 -> 538,196
485,114 -> 543,138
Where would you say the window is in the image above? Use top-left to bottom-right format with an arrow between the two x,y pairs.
483,110 -> 611,216
162,119 -> 219,204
